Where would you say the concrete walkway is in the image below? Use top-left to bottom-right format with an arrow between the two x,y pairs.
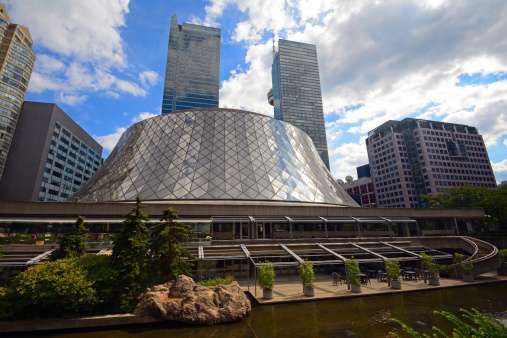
237,272 -> 507,305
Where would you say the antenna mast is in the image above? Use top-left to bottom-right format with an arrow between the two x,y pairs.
272,33 -> 275,61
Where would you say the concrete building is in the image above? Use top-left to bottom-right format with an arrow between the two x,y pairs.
0,3 -> 36,183
366,118 -> 497,208
338,176 -> 376,207
71,107 -> 357,207
269,39 -> 329,169
161,14 -> 220,114
0,102 -> 102,202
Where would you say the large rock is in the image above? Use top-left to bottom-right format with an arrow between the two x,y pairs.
134,275 -> 251,325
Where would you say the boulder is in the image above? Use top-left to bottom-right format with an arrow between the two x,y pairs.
134,275 -> 251,325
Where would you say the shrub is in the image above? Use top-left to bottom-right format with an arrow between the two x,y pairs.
196,275 -> 235,286
345,256 -> 361,286
437,264 -> 452,278
258,261 -> 276,290
1,259 -> 97,320
390,308 -> 507,337
299,260 -> 315,288
499,249 -> 507,268
75,255 -> 119,314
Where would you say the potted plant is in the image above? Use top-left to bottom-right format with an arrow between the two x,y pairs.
460,258 -> 474,282
258,261 -> 276,299
385,259 -> 402,289
421,253 -> 439,285
497,249 -> 507,276
298,260 -> 315,297
345,256 -> 361,293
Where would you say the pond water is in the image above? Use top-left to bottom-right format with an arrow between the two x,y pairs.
42,282 -> 507,337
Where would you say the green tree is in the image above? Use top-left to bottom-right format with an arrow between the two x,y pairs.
422,184 -> 507,230
50,216 -> 88,261
483,184 -> 507,230
149,207 -> 193,284
421,184 -> 491,209
111,195 -> 151,313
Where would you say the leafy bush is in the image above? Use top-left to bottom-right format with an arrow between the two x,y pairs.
390,308 -> 507,337
299,260 -> 315,288
258,261 -> 276,290
196,275 -> 235,286
75,255 -> 119,314
345,257 -> 361,286
454,252 -> 465,265
499,249 -> 507,268
437,264 -> 452,278
385,259 -> 401,281
0,259 -> 97,320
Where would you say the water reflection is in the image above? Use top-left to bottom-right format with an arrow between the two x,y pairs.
44,283 -> 507,338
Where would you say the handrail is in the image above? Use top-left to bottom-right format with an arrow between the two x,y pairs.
464,236 -> 498,263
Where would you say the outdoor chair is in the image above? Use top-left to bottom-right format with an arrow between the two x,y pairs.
332,272 -> 342,286
377,270 -> 387,282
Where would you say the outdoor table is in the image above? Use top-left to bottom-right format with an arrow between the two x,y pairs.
405,271 -> 416,281
359,274 -> 370,285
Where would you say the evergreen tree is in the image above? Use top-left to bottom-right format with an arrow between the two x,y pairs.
50,216 -> 88,261
111,195 -> 150,312
149,207 -> 193,284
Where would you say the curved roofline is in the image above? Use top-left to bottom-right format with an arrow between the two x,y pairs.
167,107 -> 272,119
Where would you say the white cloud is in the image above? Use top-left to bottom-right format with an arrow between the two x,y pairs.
131,112 -> 157,123
5,0 -> 159,104
139,70 -> 161,88
6,0 -> 129,67
210,0 -> 507,180
115,80 -> 146,97
94,127 -> 127,152
57,92 -> 87,106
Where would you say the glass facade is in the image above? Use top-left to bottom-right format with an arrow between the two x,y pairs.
39,122 -> 102,201
272,39 -> 330,169
0,4 -> 35,182
161,15 -> 220,114
71,108 -> 358,207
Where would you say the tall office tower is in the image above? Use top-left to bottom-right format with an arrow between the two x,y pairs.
0,3 -> 35,183
161,14 -> 220,114
269,39 -> 330,169
0,102 -> 103,202
366,118 -> 497,208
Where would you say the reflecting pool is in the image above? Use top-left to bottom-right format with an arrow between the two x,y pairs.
44,283 -> 507,337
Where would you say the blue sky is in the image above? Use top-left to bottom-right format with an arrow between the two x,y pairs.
5,0 -> 507,184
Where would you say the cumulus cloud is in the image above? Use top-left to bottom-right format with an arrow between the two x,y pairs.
94,127 -> 127,152
5,0 -> 159,105
209,0 -> 507,181
139,70 -> 161,88
131,112 -> 157,123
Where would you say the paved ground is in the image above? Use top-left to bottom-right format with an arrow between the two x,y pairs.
236,272 -> 507,304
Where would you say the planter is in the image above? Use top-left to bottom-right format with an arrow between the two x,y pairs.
303,286 -> 315,297
391,280 -> 402,289
463,274 -> 474,282
35,240 -> 44,246
263,288 -> 273,300
350,284 -> 361,293
429,276 -> 440,285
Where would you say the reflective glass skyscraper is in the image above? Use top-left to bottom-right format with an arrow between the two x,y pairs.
161,15 -> 220,114
270,39 -> 330,169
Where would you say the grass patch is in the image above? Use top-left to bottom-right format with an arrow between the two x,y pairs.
196,275 -> 235,287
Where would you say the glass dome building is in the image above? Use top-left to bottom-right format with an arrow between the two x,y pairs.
71,108 -> 358,207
